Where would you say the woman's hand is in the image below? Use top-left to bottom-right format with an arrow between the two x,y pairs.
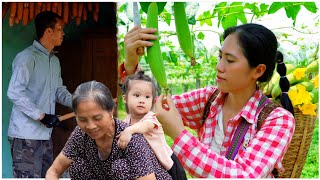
155,94 -> 185,140
124,26 -> 157,75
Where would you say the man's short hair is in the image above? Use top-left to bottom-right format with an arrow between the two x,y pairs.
35,11 -> 62,40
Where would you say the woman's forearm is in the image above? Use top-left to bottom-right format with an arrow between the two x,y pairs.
45,169 -> 60,180
45,153 -> 72,180
124,59 -> 138,76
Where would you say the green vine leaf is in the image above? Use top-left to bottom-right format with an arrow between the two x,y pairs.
186,2 -> 199,25
244,3 -> 269,18
188,16 -> 196,25
284,2 -> 301,26
229,2 -> 247,24
118,3 -> 126,13
282,33 -> 291,38
163,50 -> 178,65
162,51 -> 168,61
268,2 -> 284,14
303,2 -> 317,13
198,10 -> 212,26
259,3 -> 269,16
203,10 -> 213,26
197,32 -> 205,40
198,14 -> 206,26
244,3 -> 259,15
119,20 -> 126,26
222,15 -> 237,30
217,2 -> 247,29
161,10 -> 171,26
214,2 -> 228,28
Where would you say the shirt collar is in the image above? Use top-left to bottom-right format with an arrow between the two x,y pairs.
209,88 -> 264,124
239,89 -> 264,124
33,40 -> 57,57
208,89 -> 226,119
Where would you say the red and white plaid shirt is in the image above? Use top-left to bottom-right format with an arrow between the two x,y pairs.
119,62 -> 141,83
171,86 -> 295,178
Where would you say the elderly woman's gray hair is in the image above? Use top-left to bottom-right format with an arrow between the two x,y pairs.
72,81 -> 114,113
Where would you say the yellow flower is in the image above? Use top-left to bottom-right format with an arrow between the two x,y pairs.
289,84 -> 312,106
288,84 -> 317,116
299,104 -> 317,116
293,68 -> 306,80
288,89 -> 299,106
296,84 -> 306,92
300,90 -> 312,104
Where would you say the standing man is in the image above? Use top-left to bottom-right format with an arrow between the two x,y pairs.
7,11 -> 72,178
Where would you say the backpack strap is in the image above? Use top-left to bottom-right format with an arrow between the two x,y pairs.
257,95 -> 281,131
202,89 -> 220,121
202,90 -> 281,177
225,95 -> 272,160
225,94 -> 281,177
256,94 -> 282,177
225,118 -> 250,160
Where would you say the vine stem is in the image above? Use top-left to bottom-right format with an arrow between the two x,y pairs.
271,26 -> 319,34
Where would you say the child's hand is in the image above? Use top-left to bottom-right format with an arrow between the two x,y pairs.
116,130 -> 133,149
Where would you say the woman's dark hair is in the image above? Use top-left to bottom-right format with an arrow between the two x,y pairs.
35,11 -> 62,40
122,71 -> 157,113
223,23 -> 294,115
223,23 -> 277,82
275,52 -> 294,115
72,81 -> 114,113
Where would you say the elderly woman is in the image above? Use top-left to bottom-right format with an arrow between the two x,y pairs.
45,81 -> 172,180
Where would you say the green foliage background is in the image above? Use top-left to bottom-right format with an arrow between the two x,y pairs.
116,2 -> 319,178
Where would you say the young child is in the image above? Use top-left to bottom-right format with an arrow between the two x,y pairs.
117,71 -> 187,180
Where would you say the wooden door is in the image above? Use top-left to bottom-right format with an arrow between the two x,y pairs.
81,28 -> 118,98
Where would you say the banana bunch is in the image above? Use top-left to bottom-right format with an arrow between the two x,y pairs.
173,2 -> 196,66
146,2 -> 169,94
306,58 -> 319,73
263,63 -> 295,98
263,60 -> 318,103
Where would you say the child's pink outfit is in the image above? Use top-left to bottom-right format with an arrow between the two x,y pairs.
124,111 -> 174,170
